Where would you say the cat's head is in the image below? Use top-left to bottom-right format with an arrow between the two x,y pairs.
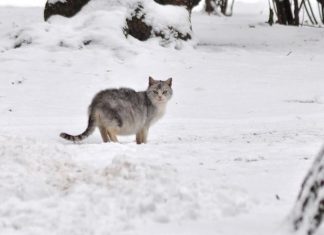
146,76 -> 173,105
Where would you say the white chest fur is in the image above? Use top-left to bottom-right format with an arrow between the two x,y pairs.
151,103 -> 167,125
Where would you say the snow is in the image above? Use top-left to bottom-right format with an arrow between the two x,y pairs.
47,0 -> 66,5
0,0 -> 46,7
142,2 -> 191,38
1,2 -> 324,235
1,0 -> 191,50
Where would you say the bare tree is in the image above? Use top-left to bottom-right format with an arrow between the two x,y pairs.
269,0 -> 324,26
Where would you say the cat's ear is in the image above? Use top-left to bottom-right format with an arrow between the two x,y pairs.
149,76 -> 156,86
165,78 -> 172,87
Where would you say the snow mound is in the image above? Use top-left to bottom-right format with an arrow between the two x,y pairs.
126,1 -> 192,44
314,95 -> 324,104
0,136 -> 254,234
8,9 -> 129,50
2,0 -> 192,51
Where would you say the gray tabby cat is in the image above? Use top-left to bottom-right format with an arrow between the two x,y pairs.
60,77 -> 173,144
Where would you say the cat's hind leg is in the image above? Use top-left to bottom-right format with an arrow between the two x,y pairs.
136,132 -> 142,144
107,129 -> 119,143
99,126 -> 110,143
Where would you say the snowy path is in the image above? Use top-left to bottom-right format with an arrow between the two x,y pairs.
1,6 -> 324,235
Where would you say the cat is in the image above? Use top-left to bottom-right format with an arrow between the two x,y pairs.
60,76 -> 173,144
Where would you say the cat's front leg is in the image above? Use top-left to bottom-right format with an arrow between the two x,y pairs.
142,128 -> 149,144
136,128 -> 149,144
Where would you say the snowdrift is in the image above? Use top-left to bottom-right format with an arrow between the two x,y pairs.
2,0 -> 192,51
0,136 -> 252,235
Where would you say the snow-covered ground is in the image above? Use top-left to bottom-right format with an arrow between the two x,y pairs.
1,3 -> 324,235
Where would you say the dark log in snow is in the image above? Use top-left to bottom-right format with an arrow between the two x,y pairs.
124,3 -> 191,42
44,0 -> 90,21
125,4 -> 153,41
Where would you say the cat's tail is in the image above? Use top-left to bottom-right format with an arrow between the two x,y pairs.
60,114 -> 96,142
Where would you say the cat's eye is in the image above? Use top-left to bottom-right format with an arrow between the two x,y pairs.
153,91 -> 158,94
162,91 -> 168,95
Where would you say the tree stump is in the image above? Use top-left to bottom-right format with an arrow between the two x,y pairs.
124,4 -> 153,41
44,0 -> 90,21
124,2 -> 191,42
292,147 -> 324,235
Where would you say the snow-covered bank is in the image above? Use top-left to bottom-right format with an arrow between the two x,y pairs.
1,5 -> 324,235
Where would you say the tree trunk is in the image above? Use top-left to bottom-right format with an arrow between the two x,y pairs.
268,8 -> 274,26
293,0 -> 300,25
292,147 -> 324,235
205,0 -> 233,16
271,0 -> 323,25
205,0 -> 216,14
220,0 -> 228,15
274,0 -> 294,25
320,0 -> 324,23
227,0 -> 235,16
